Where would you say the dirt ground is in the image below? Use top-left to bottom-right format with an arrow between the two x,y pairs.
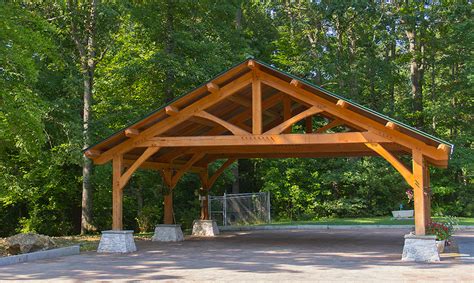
0,229 -> 472,281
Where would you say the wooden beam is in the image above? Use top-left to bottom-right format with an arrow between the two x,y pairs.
247,60 -> 257,69
365,143 -> 414,187
412,150 -> 429,235
207,82 -> 220,94
290,79 -> 302,88
437,144 -> 450,155
259,71 -> 449,163
124,128 -> 140,138
119,147 -> 160,188
142,132 -> 390,148
316,119 -> 344,134
385,121 -> 398,131
265,106 -> 322,135
112,154 -> 124,230
123,159 -> 205,173
85,149 -> 101,158
165,105 -> 179,116
208,158 -> 236,188
171,153 -> 205,188
93,71 -> 253,165
336,99 -> 349,108
252,76 -> 262,134
194,111 -> 251,136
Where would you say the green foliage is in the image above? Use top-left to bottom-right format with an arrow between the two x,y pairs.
0,1 -> 472,236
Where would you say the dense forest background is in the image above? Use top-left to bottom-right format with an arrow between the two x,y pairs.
0,1 -> 472,236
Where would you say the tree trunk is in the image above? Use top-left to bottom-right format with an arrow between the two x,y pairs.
70,0 -> 97,234
163,0 -> 175,103
406,29 -> 424,128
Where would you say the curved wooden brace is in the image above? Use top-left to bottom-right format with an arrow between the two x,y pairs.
208,158 -> 236,188
119,147 -> 160,189
264,106 -> 322,135
194,111 -> 251,136
171,153 -> 205,188
365,143 -> 414,188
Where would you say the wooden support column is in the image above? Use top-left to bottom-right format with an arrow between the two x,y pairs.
412,150 -> 430,235
161,168 -> 174,224
252,74 -> 262,135
112,154 -> 124,230
163,192 -> 174,224
199,172 -> 210,220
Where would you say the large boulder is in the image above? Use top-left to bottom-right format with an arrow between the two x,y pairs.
5,233 -> 56,255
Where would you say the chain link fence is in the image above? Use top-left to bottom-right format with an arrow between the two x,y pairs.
209,192 -> 271,226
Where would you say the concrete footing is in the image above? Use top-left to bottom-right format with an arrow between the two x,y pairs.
152,224 -> 184,242
401,233 -> 440,262
192,220 -> 220,236
97,230 -> 137,253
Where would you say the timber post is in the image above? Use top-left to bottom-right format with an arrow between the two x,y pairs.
163,191 -> 174,224
199,171 -> 210,220
112,154 -> 124,230
412,150 -> 430,235
161,168 -> 175,224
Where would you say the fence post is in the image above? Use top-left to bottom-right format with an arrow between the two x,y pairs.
267,192 -> 271,223
223,192 -> 227,226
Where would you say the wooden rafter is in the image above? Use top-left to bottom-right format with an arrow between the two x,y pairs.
264,106 -> 322,135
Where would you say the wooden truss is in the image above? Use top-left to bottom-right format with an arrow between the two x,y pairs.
86,60 -> 451,235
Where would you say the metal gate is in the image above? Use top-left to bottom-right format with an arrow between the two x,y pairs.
209,192 -> 271,226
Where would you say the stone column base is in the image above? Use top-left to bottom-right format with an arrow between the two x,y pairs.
401,233 -> 440,262
152,224 -> 184,242
97,230 -> 137,253
192,220 -> 220,236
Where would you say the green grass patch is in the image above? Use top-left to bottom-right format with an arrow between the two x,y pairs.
264,216 -> 474,226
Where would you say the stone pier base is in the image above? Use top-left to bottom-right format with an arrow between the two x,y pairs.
97,230 -> 137,253
192,220 -> 220,236
152,224 -> 184,242
401,234 -> 440,262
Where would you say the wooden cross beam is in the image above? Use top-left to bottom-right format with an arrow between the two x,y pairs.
141,132 -> 390,148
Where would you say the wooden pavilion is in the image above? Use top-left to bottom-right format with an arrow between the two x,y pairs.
85,59 -> 452,236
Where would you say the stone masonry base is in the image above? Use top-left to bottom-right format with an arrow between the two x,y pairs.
401,233 -> 440,262
152,224 -> 184,242
97,230 -> 137,253
192,220 -> 220,236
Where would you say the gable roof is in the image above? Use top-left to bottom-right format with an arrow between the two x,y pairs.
86,58 -> 453,164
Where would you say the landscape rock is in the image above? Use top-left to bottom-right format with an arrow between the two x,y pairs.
5,233 -> 56,255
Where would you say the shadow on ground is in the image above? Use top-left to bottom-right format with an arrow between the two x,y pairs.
0,229 -> 472,281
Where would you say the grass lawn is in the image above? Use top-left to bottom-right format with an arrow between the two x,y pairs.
265,216 -> 474,226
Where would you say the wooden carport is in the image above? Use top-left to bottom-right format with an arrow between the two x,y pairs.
85,59 -> 452,236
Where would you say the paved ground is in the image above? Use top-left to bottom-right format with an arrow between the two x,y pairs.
0,229 -> 473,282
